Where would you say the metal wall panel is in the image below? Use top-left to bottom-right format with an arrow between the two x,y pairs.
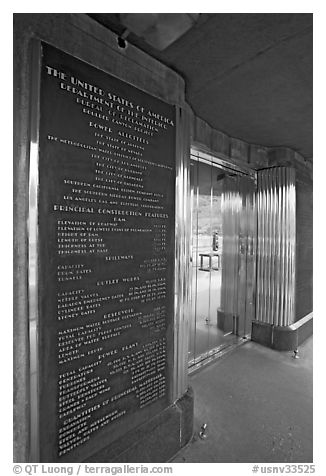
256,167 -> 296,326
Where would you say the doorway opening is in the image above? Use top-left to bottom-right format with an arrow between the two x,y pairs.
188,151 -> 256,370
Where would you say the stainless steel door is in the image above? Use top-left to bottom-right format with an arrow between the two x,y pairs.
221,174 -> 256,338
188,156 -> 256,367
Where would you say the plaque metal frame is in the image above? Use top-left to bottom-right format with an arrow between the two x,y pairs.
173,107 -> 191,401
28,40 -> 42,462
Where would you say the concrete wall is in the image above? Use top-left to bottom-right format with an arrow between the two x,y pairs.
191,113 -> 270,170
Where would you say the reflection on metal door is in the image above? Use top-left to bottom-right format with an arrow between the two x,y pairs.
188,153 -> 256,368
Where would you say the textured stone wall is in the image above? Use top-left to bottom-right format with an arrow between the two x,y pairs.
295,170 -> 313,321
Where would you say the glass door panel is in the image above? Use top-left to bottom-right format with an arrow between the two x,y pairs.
188,161 -> 198,364
194,160 -> 212,360
207,167 -> 230,351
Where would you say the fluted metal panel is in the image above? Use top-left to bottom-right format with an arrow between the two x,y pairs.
256,167 -> 296,326
173,106 -> 191,401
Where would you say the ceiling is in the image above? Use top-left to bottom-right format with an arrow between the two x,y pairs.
88,13 -> 313,161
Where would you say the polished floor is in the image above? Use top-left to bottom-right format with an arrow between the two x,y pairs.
172,337 -> 313,463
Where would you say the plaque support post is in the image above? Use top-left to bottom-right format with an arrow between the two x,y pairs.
173,106 -> 191,401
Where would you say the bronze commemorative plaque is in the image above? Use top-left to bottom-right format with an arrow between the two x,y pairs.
36,42 -> 176,462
